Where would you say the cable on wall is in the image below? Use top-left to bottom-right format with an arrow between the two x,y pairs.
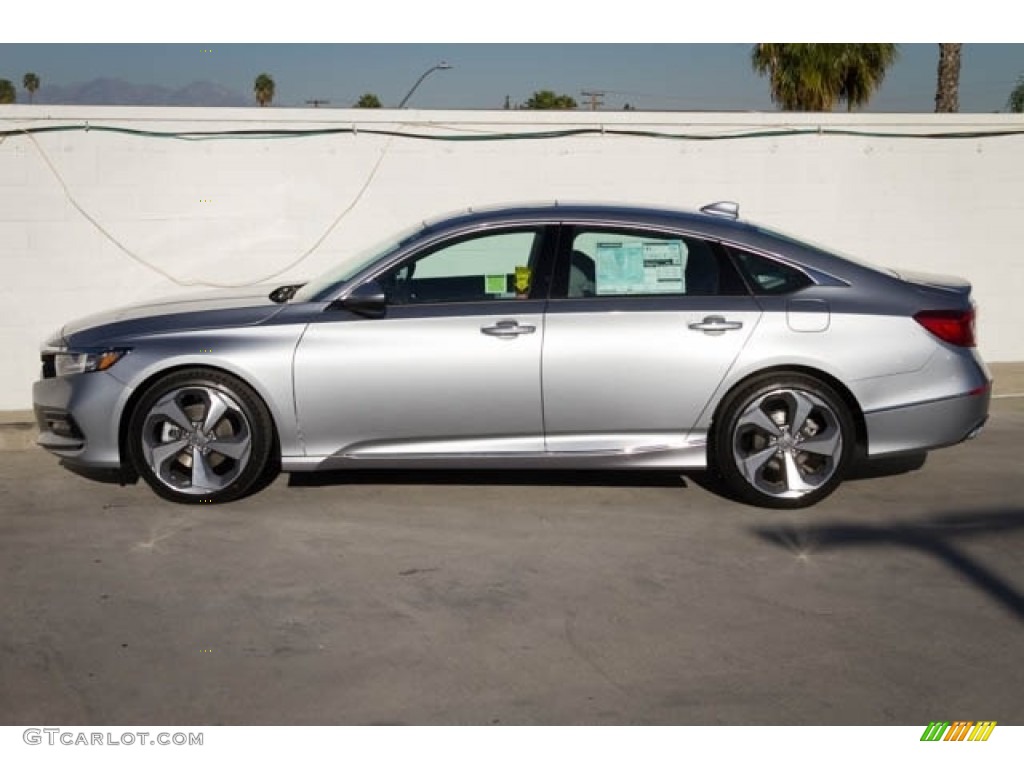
3,122 -> 1024,142
18,128 -> 394,289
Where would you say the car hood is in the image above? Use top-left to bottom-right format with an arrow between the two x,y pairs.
60,287 -> 286,346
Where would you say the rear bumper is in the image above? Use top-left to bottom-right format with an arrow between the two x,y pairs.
864,384 -> 991,457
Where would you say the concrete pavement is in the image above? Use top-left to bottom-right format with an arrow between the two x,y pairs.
1,403 -> 1021,724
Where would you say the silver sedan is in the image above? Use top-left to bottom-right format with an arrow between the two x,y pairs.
33,202 -> 991,508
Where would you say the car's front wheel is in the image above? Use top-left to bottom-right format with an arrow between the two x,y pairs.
712,373 -> 855,509
127,368 -> 275,504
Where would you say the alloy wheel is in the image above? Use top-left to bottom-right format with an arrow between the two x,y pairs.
139,385 -> 253,495
728,385 -> 847,504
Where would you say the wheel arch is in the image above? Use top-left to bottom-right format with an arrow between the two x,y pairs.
710,364 -> 868,456
117,363 -> 283,473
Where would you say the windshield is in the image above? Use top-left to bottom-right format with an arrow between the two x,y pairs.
291,222 -> 425,303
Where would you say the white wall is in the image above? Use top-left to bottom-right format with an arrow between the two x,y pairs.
2,105 -> 1022,410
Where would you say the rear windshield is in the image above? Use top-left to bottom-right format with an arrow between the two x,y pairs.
751,223 -> 898,278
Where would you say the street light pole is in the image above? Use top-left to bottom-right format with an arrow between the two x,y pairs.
398,62 -> 452,108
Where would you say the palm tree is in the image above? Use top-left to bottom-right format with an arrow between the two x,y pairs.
752,44 -> 832,111
22,72 -> 40,103
836,45 -> 899,111
934,44 -> 962,113
0,79 -> 15,104
254,73 -> 275,107
1008,76 -> 1024,113
751,44 -> 898,111
355,93 -> 382,108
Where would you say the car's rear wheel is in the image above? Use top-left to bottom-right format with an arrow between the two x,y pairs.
712,373 -> 854,509
127,368 -> 275,504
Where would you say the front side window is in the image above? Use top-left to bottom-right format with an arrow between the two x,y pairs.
563,228 -> 743,298
382,229 -> 543,305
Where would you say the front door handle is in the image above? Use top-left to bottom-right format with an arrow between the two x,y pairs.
481,320 -> 536,339
688,315 -> 744,334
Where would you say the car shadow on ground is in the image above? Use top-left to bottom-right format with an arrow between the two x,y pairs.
288,468 -> 689,489
57,449 -> 929,497
288,452 -> 930,492
63,461 -> 897,506
845,451 -> 928,480
59,459 -> 137,486
683,452 -> 929,500
751,507 -> 1024,622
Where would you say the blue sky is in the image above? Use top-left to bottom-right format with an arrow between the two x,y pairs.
0,43 -> 1021,112
2,2 -> 1021,112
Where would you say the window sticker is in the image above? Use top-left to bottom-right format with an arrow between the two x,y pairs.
595,240 -> 687,295
514,265 -> 532,294
485,274 -> 507,294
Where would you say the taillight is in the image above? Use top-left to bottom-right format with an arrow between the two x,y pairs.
914,308 -> 976,347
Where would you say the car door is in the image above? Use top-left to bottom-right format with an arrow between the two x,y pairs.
541,223 -> 762,455
293,225 -> 554,461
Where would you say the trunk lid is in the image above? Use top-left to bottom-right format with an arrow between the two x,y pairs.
895,269 -> 972,297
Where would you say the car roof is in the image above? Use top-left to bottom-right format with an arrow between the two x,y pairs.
416,201 -> 818,263
420,201 -> 756,239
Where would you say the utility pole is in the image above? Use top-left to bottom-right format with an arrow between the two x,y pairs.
305,99 -> 330,108
581,90 -> 605,111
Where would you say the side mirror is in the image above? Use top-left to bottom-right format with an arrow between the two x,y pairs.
334,279 -> 387,318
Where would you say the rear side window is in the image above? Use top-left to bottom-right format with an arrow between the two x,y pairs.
559,227 -> 747,298
728,247 -> 813,295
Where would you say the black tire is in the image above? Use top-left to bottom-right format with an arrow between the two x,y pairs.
126,368 -> 276,504
712,373 -> 855,509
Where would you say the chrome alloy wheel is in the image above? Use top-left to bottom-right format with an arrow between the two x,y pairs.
140,385 -> 253,495
731,387 -> 844,501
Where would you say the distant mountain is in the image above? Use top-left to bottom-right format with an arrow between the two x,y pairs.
30,78 -> 249,107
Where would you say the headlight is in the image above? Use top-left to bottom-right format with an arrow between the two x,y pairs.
53,349 -> 130,377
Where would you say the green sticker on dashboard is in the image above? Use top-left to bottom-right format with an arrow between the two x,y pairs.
485,274 -> 506,294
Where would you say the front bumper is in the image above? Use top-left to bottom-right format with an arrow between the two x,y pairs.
32,371 -> 130,469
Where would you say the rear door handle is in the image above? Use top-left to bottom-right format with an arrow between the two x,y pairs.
481,320 -> 536,339
688,315 -> 744,334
